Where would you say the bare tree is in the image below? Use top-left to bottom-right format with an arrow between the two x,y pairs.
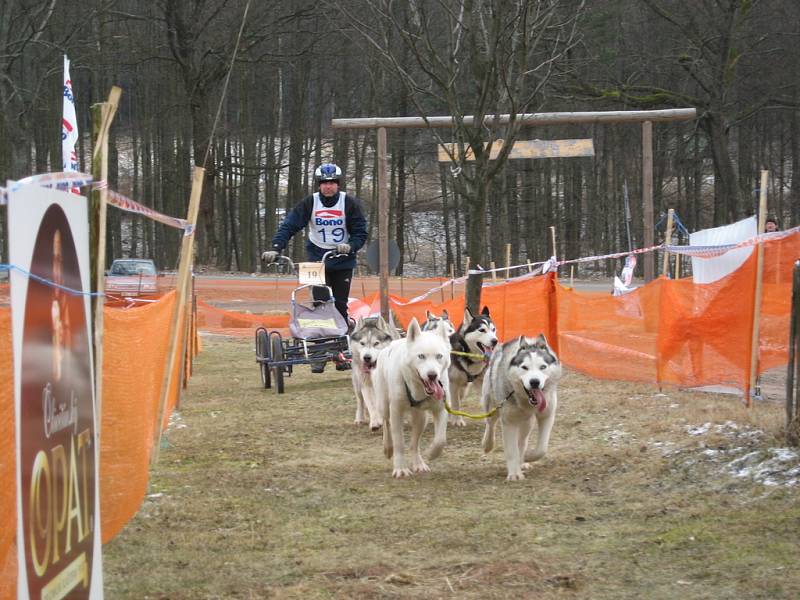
574,0 -> 792,226
332,0 -> 583,310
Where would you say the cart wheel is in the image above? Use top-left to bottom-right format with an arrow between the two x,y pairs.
271,335 -> 285,394
256,329 -> 270,389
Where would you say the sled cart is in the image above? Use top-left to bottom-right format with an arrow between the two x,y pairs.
255,252 -> 352,393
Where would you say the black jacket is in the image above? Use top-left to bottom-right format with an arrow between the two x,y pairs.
270,192 -> 368,270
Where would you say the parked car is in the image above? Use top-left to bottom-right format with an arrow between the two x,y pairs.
105,258 -> 158,296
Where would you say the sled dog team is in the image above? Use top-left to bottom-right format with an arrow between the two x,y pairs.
348,308 -> 562,481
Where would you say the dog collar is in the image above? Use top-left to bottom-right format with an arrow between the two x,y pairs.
404,381 -> 429,407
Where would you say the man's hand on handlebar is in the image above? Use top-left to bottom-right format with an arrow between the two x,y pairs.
335,243 -> 351,255
261,250 -> 279,263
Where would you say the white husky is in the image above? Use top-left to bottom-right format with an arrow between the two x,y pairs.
373,317 -> 451,478
481,334 -> 562,481
349,316 -> 400,429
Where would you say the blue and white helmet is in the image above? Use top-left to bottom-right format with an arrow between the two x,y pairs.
315,163 -> 342,183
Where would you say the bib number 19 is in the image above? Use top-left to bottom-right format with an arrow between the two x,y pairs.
317,227 -> 345,243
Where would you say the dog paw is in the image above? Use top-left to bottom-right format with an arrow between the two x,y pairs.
521,462 -> 532,471
524,450 -> 546,463
354,418 -> 367,426
392,468 -> 413,478
369,421 -> 382,432
449,416 -> 467,427
426,447 -> 443,461
411,460 -> 430,473
506,472 -> 526,481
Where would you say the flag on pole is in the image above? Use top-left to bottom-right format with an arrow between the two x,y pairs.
62,54 -> 80,194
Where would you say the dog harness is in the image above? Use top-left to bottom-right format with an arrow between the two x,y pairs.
451,339 -> 488,383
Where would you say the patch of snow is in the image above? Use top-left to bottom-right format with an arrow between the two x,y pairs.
725,448 -> 800,487
687,423 -> 711,436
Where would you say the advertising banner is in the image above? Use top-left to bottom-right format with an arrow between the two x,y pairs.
9,184 -> 103,599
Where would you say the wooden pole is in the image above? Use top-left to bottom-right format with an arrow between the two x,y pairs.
377,127 -> 389,320
642,121 -> 655,282
747,169 -> 769,407
570,265 -> 574,288
505,243 -> 511,280
90,85 -> 121,434
786,260 -> 800,429
465,256 -> 470,276
153,166 -> 204,463
177,270 -> 194,401
490,261 -> 497,283
331,108 -> 697,130
662,208 -> 674,278
675,253 -> 681,278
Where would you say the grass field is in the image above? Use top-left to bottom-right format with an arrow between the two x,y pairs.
103,335 -> 800,599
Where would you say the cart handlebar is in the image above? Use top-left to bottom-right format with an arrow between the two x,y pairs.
262,254 -> 295,274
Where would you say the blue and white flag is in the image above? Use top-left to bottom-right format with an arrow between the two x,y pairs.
62,55 -> 79,194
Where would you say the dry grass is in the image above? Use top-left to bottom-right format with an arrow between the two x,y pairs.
103,336 -> 800,599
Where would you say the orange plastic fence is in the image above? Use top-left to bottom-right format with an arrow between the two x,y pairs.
196,235 -> 797,393
197,298 -> 289,338
0,308 -> 16,598
0,291 -> 191,594
100,291 -> 184,543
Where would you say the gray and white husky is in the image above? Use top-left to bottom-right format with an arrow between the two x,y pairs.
448,306 -> 498,427
481,334 -> 562,481
349,316 -> 400,429
373,317 -> 451,478
422,309 -> 456,337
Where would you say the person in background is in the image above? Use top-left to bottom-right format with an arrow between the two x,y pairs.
262,163 -> 368,372
765,215 -> 779,233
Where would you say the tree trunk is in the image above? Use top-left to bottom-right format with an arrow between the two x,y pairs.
395,132 -> 407,276
704,111 -> 740,225
790,109 -> 800,228
439,164 -> 454,274
191,93 -> 217,264
465,178 -> 489,313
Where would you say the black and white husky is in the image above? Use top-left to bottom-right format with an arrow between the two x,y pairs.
373,317 -> 451,478
447,306 -> 498,427
480,334 -> 562,481
349,316 -> 400,429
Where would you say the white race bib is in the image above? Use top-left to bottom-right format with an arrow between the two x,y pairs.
307,192 -> 349,249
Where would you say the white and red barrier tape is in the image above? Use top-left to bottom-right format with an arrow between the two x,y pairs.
1,172 -> 193,234
404,227 -> 799,304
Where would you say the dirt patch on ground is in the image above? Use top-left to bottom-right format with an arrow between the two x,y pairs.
103,336 -> 800,599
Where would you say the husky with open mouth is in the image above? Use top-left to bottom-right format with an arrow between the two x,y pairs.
373,317 -> 451,478
349,315 -> 400,429
447,306 -> 498,427
480,334 -> 562,481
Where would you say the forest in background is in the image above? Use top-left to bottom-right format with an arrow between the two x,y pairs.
1,0 -> 798,277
